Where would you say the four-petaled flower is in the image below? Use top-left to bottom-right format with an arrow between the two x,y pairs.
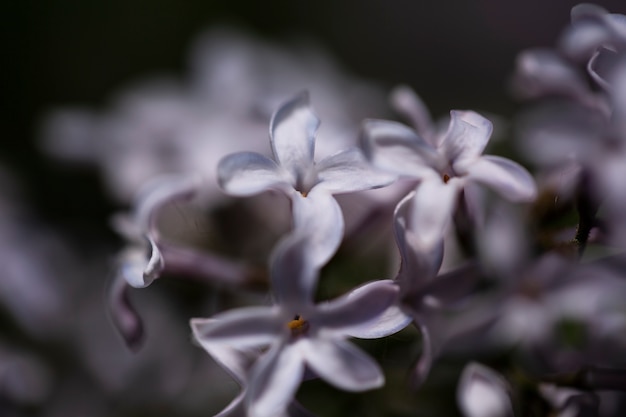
192,233 -> 399,417
362,99 -> 537,248
218,91 -> 395,266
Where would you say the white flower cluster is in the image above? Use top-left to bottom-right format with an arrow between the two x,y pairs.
38,5 -> 626,417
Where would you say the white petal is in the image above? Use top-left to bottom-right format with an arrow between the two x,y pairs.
393,191 -> 444,295
587,46 -> 619,90
345,303 -> 411,339
118,237 -> 163,289
512,49 -> 591,100
301,338 -> 384,391
441,111 -> 493,165
464,155 -> 537,202
315,148 -> 396,194
410,177 -> 460,249
191,308 -> 282,348
559,22 -> 611,61
270,92 -> 319,182
190,318 -> 257,383
314,280 -> 400,335
360,119 -> 441,177
457,363 -> 513,417
389,85 -> 435,143
218,152 -> 291,196
248,343 -> 304,417
270,233 -> 318,310
291,190 -> 344,268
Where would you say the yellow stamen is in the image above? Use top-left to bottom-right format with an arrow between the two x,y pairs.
287,315 -> 309,336
300,191 -> 309,198
287,315 -> 305,330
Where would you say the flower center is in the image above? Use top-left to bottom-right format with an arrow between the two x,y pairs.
287,314 -> 309,337
443,174 -> 451,184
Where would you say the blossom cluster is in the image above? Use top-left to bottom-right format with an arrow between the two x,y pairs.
19,4 -> 626,417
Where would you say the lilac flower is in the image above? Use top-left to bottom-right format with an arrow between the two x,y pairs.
457,363 -> 513,417
391,192 -> 488,386
362,104 -> 537,248
218,91 -> 395,266
191,321 -> 316,417
112,175 -> 201,289
191,233 -> 399,417
110,174 -> 261,349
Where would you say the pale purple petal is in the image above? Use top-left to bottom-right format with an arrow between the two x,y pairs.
191,307 -> 282,348
270,233 -> 318,310
389,85 -> 435,143
345,303 -> 411,339
441,111 -> 493,165
314,148 -> 396,194
190,318 -> 258,383
133,174 -> 201,233
313,280 -> 399,335
360,119 -> 442,177
587,46 -> 619,90
270,92 -> 319,182
393,191 -> 444,295
559,21 -> 612,62
291,190 -> 344,268
117,236 -> 164,289
512,49 -> 591,101
410,177 -> 460,249
107,273 -> 144,351
218,152 -> 290,196
410,322 -> 434,388
248,343 -> 304,417
416,263 -> 481,307
301,338 -> 384,391
457,363 -> 513,417
571,3 -> 608,22
464,155 -> 537,202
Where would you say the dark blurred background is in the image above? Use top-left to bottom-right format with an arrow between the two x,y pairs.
2,0 -> 625,225
2,1 -> 626,416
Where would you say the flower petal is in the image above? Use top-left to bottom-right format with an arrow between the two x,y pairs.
301,338 -> 384,391
117,236 -> 164,289
360,119 -> 441,178
389,85 -> 435,144
270,233 -> 319,310
218,152 -> 290,196
587,46 -> 620,90
291,190 -> 344,268
441,111 -> 493,165
190,318 -> 258,383
464,155 -> 537,202
512,49 -> 591,101
410,322 -> 434,389
107,273 -> 144,351
410,177 -> 460,249
314,148 -> 396,194
191,307 -> 282,348
345,303 -> 411,339
270,91 -> 319,182
393,191 -> 444,295
248,343 -> 304,417
314,280 -> 400,335
457,363 -> 513,417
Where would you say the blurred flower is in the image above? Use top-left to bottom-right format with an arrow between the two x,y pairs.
40,28 -> 389,204
457,363 -> 513,417
362,108 -> 536,248
218,92 -> 394,267
191,234 -> 398,417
